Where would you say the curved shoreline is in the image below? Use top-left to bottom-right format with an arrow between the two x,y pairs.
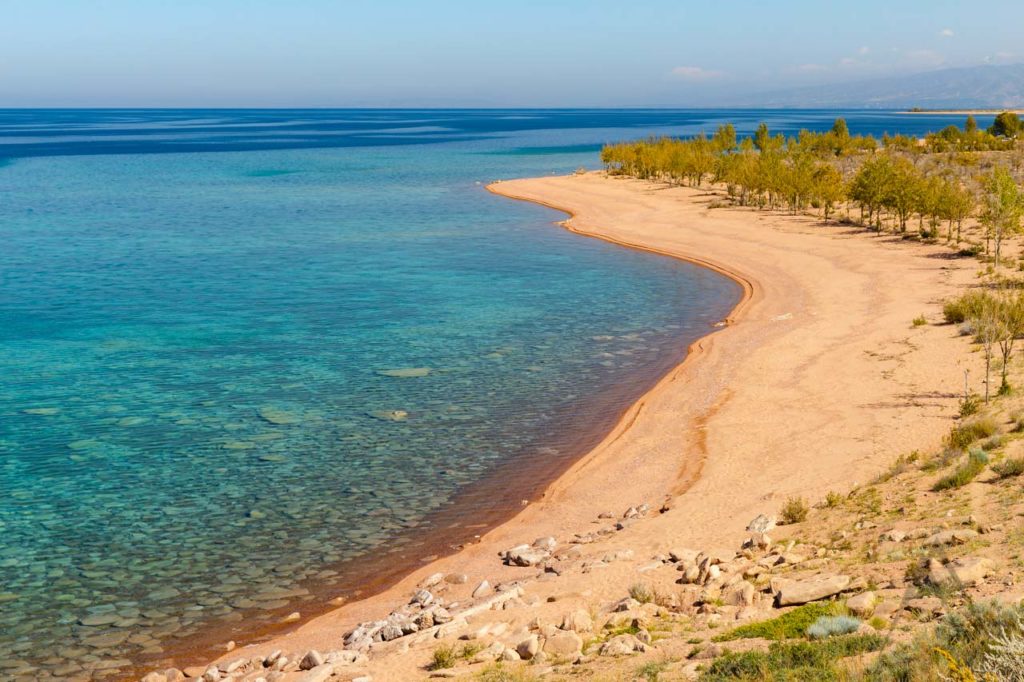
128,175 -> 752,679
185,171 -> 974,682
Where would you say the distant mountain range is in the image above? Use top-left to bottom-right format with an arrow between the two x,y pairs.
729,63 -> 1024,109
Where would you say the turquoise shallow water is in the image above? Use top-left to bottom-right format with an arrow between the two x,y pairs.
0,110 -> 976,679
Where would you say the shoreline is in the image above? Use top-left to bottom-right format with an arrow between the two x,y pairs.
181,170 -> 976,681
899,109 -> 1024,115
123,179 -> 749,679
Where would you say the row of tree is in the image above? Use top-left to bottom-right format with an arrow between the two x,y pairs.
601,117 -> 1023,261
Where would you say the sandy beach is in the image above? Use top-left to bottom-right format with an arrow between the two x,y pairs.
193,171 -> 978,680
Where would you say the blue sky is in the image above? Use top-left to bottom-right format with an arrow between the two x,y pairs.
2,0 -> 1022,106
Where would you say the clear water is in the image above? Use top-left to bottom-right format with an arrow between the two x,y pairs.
0,109 -> 977,680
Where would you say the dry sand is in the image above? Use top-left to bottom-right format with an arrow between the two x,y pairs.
203,172 -> 979,680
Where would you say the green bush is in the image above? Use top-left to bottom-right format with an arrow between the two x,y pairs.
716,602 -> 846,642
806,615 -> 862,639
701,634 -> 886,681
431,644 -> 458,670
865,601 -> 1024,681
781,496 -> 809,524
947,417 -> 998,450
993,457 -> 1024,479
943,291 -> 991,324
959,394 -> 981,418
629,582 -> 656,604
912,314 -> 928,327
933,449 -> 988,491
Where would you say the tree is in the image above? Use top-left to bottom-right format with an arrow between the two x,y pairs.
812,164 -> 845,222
981,166 -> 1024,268
965,115 -> 978,134
971,296 -> 1004,403
881,156 -> 922,233
997,292 -> 1024,394
937,178 -> 974,244
831,118 -> 850,139
753,122 -> 770,152
712,124 -> 737,153
850,155 -> 896,230
989,112 -> 1022,138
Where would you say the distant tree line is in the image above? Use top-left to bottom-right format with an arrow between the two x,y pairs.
601,114 -> 1024,260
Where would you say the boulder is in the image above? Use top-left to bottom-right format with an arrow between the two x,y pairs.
746,514 -> 777,534
722,581 -> 756,607
471,581 -> 492,599
542,630 -> 582,657
516,635 -> 540,660
929,557 -> 993,586
772,574 -> 851,606
561,609 -> 593,633
299,651 -> 324,671
846,591 -> 877,617
925,529 -> 978,547
906,596 -> 944,617
599,634 -> 647,656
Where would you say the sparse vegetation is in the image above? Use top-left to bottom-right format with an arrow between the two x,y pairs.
806,615 -> 862,639
715,602 -> 846,642
780,496 -> 810,524
948,418 -> 999,450
430,643 -> 459,670
992,456 -> 1024,478
700,634 -> 886,681
933,448 -> 989,491
629,582 -> 657,605
866,601 -> 1024,681
913,314 -> 928,327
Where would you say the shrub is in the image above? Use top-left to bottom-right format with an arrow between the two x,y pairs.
780,496 -> 809,524
476,664 -> 539,682
806,615 -> 862,639
977,613 -> 1024,680
431,644 -> 458,670
933,449 -> 988,491
948,418 -> 999,450
959,394 -> 981,418
866,601 -> 1024,680
912,314 -> 928,327
629,583 -> 655,605
873,452 -> 918,484
993,457 -> 1024,479
823,491 -> 845,508
944,291 -> 991,324
701,634 -> 886,680
636,660 -> 670,681
716,602 -> 845,642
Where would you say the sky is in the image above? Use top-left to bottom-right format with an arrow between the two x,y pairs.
2,0 -> 1023,107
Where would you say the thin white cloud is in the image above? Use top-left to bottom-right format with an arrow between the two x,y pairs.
939,28 -> 954,37
796,63 -> 829,73
858,46 -> 870,55
670,66 -> 723,81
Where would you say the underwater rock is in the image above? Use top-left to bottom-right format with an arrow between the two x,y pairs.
377,367 -> 431,378
367,410 -> 409,422
257,406 -> 302,425
22,407 -> 60,416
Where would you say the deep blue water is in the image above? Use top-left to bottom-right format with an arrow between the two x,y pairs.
0,109 -> 981,680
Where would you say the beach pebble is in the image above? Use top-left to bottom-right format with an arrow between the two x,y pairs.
299,650 -> 324,670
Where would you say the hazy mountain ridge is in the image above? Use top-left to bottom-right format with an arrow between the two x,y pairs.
732,63 -> 1024,109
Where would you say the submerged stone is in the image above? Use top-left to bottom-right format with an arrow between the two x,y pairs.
22,407 -> 60,416
257,406 -> 302,425
377,367 -> 431,378
367,410 -> 409,422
